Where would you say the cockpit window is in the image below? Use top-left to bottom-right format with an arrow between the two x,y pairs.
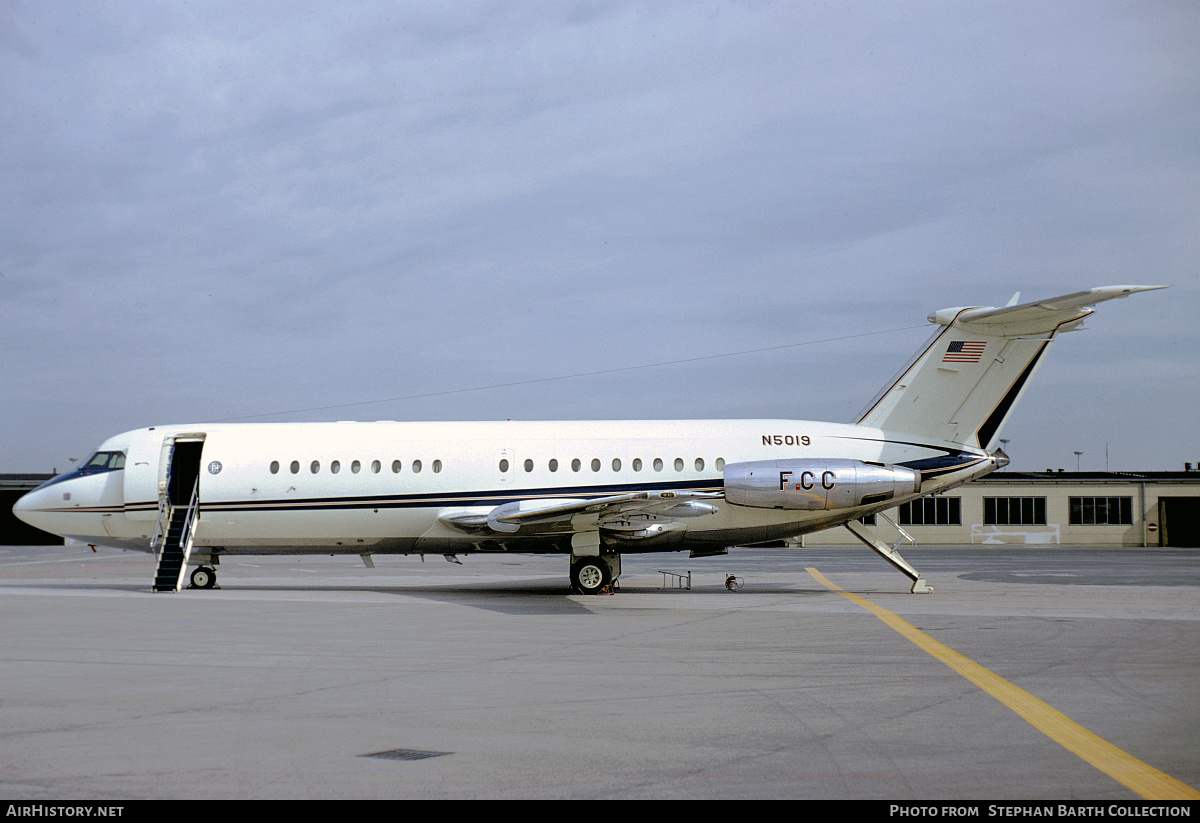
32,449 -> 126,491
82,451 -> 126,470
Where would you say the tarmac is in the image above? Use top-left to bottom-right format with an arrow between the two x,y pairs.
1,543 -> 1197,800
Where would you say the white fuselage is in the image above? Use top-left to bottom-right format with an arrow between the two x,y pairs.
14,418 -> 994,558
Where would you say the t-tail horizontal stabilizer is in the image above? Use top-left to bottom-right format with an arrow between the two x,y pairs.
855,285 -> 1166,450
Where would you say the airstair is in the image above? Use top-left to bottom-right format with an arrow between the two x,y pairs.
151,478 -> 199,592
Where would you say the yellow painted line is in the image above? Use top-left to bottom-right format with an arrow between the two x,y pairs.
805,567 -> 1200,801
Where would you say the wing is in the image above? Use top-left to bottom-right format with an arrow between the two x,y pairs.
438,490 -> 721,536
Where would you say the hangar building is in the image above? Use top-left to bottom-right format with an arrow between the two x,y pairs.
803,470 -> 1200,548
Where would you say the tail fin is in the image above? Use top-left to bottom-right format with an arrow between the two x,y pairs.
854,286 -> 1165,449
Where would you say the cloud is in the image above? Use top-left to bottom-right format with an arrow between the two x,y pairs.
1,1 -> 1196,470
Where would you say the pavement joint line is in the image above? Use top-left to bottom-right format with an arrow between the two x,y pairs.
804,566 -> 1200,801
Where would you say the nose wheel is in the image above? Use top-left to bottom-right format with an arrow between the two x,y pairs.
189,566 -> 218,589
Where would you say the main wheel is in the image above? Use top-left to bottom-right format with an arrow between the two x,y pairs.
190,566 -> 216,589
570,558 -> 610,595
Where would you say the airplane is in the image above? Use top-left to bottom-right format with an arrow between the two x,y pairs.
12,285 -> 1164,595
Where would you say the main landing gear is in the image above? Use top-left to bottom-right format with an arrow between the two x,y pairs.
570,558 -> 609,594
189,565 -> 218,589
570,553 -> 621,595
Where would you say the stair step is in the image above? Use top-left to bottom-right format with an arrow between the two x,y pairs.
151,483 -> 200,592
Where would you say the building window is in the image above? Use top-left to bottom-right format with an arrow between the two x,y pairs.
1070,497 -> 1132,525
897,496 -> 961,526
860,514 -> 876,526
984,497 -> 1046,526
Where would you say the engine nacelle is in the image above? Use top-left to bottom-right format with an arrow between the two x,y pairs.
723,459 -> 920,511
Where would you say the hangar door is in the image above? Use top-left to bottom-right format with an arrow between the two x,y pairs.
1,488 -> 62,545
1158,497 -> 1200,547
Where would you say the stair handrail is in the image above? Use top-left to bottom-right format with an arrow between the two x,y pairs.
179,477 -> 200,550
877,511 -> 917,552
150,493 -> 171,555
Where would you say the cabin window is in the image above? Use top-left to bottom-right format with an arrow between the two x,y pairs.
653,458 -> 663,472
572,459 -> 581,472
674,458 -> 684,472
290,461 -> 300,474
432,460 -> 442,473
499,459 -> 510,473
524,459 -> 533,472
331,461 -> 340,474
549,459 -> 559,472
310,461 -> 320,474
715,457 -> 725,471
412,460 -> 422,473
694,458 -> 704,472
270,461 -> 280,474
633,458 -> 643,471
351,460 -> 361,474
371,460 -> 381,473
392,460 -> 402,473
612,458 -> 621,472
591,458 -> 601,472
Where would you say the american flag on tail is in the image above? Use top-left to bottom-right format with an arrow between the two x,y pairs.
943,341 -> 986,363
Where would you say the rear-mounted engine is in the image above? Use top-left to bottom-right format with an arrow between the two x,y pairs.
723,459 -> 920,510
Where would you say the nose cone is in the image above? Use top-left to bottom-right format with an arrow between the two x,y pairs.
13,486 -> 36,519
12,485 -> 53,532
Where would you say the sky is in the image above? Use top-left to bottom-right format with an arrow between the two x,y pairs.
1,1 -> 1197,474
